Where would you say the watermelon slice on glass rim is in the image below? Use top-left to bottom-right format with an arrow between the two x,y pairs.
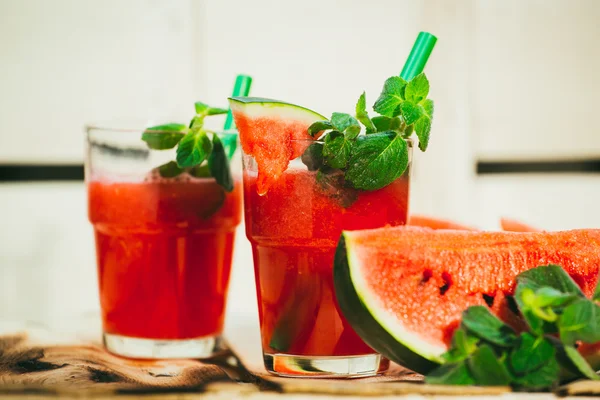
228,97 -> 325,195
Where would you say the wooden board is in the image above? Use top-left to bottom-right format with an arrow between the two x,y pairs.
0,330 -> 598,398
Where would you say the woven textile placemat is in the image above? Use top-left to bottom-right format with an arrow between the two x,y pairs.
0,330 -> 598,398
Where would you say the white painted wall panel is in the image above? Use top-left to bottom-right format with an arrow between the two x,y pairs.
0,0 -> 197,162
475,175 -> 600,230
472,0 -> 600,160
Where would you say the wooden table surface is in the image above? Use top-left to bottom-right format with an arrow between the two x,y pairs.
1,320 -> 600,399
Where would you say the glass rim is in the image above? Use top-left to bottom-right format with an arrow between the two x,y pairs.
290,137 -> 414,145
85,124 -> 238,136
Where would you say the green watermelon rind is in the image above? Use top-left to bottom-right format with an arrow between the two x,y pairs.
333,232 -> 444,374
228,97 -> 326,122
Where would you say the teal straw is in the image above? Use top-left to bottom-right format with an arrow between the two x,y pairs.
224,74 -> 252,131
400,32 -> 437,80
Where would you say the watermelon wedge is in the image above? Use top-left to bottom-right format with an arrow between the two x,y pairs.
333,226 -> 600,374
500,217 -> 540,232
408,215 -> 478,231
228,97 -> 326,195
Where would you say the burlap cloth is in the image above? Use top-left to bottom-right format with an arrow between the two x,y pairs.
0,326 -> 596,398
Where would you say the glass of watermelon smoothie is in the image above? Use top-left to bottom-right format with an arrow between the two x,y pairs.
86,124 -> 242,359
230,97 -> 417,377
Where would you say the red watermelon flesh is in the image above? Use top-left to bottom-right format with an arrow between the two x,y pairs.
229,98 -> 325,195
500,217 -> 540,232
408,215 -> 478,231
340,227 -> 600,356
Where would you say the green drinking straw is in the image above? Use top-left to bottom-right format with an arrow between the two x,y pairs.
223,74 -> 253,131
222,74 -> 252,158
400,31 -> 437,80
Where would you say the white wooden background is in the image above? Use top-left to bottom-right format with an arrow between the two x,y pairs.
0,0 -> 599,330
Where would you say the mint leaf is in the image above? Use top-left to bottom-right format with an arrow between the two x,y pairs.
142,123 -> 187,150
301,142 -> 324,171
194,101 -> 228,116
157,161 -> 185,178
371,116 -> 402,132
533,287 -> 579,308
400,101 -> 423,125
467,345 -> 511,386
331,112 -> 360,138
189,115 -> 204,130
190,163 -> 211,178
563,345 -> 600,380
404,73 -> 430,103
559,298 -> 600,345
373,76 -> 407,117
194,101 -> 210,114
513,357 -> 560,391
425,361 -> 475,385
345,132 -> 408,191
509,333 -> 554,375
323,131 -> 352,169
176,130 -> 212,168
414,99 -> 433,151
516,286 -> 577,331
461,306 -> 517,347
355,92 -> 376,133
208,135 -> 234,192
516,265 -> 585,298
308,120 -> 333,137
442,327 -> 480,363
316,168 -> 358,208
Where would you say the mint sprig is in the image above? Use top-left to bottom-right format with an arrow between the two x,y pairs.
425,265 -> 600,391
142,123 -> 187,150
141,102 -> 234,193
302,73 -> 434,195
373,74 -> 433,151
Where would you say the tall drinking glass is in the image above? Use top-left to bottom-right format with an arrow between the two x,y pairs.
243,139 -> 412,377
86,126 -> 242,359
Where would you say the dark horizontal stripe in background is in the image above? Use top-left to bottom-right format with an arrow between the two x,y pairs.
477,159 -> 600,174
1,160 -> 600,181
0,165 -> 84,181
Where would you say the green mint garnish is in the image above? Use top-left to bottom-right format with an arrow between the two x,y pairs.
373,73 -> 433,151
323,131 -> 352,169
302,73 -> 434,195
141,102 -> 233,193
467,345 -> 512,386
509,333 -> 554,375
372,76 -> 407,117
157,161 -> 185,178
371,115 -> 402,132
190,163 -> 211,178
308,120 -> 333,137
355,92 -> 376,133
176,130 -> 212,167
461,306 -> 516,347
142,123 -> 187,149
558,299 -> 600,345
345,132 -> 408,191
441,327 -> 479,363
315,168 -> 358,208
512,357 -> 560,391
563,345 -> 600,380
301,142 -> 324,171
425,361 -> 475,386
194,101 -> 228,116
426,265 -> 600,391
208,135 -> 234,192
330,112 -> 361,138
